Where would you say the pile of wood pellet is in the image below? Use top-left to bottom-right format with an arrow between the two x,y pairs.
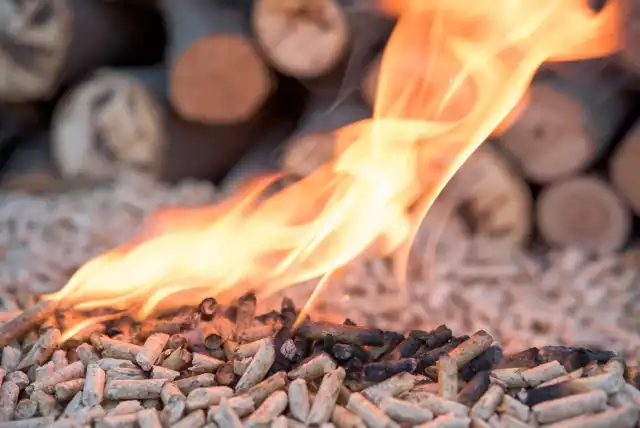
0,293 -> 638,428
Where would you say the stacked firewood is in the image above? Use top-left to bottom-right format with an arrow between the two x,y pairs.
0,293 -> 638,427
1,0 -> 640,254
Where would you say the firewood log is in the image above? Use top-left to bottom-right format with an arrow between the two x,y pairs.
51,65 -> 281,184
536,175 -> 631,254
252,0 -> 394,100
0,133 -> 61,194
495,75 -> 628,185
161,0 -> 275,125
441,143 -> 533,247
281,95 -> 371,177
619,0 -> 640,77
610,120 -> 640,216
0,0 -> 165,102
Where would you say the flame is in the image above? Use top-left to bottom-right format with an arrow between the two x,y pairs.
46,0 -> 622,321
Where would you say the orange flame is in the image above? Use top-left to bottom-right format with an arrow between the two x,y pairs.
47,0 -> 622,320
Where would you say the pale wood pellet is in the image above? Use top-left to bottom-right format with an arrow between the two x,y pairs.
207,394 -> 255,420
308,367 -> 346,425
75,343 -> 100,367
235,338 -> 276,393
417,414 -> 472,428
380,396 -> 434,424
470,385 -> 504,420
346,393 -> 398,428
406,392 -> 470,417
361,373 -> 421,405
82,362 -> 105,407
137,407 -> 162,428
31,391 -> 59,418
150,365 -> 179,381
175,374 -> 216,395
189,353 -> 224,374
172,409 -> 206,428
105,400 -> 143,416
105,379 -> 167,401
288,353 -> 337,381
34,362 -> 54,383
136,333 -> 170,371
542,405 -> 639,428
105,367 -> 146,383
438,355 -> 459,400
288,378 -> 310,422
0,381 -> 20,421
532,390 -> 608,425
332,404 -> 366,428
248,371 -> 287,407
14,399 -> 37,420
522,361 -> 567,388
160,382 -> 186,425
186,386 -> 233,411
448,331 -> 493,369
54,379 -> 85,402
567,372 -> 625,394
213,397 -> 244,428
499,394 -> 530,422
95,413 -> 138,428
244,390 -> 288,428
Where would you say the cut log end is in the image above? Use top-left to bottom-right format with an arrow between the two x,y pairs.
620,0 -> 640,76
51,70 -> 164,182
610,122 -> 640,216
536,176 -> 631,254
252,0 -> 349,78
0,0 -> 71,101
443,144 -> 532,247
497,83 -> 593,184
170,35 -> 273,125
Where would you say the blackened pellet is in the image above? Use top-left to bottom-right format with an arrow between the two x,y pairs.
457,370 -> 491,407
332,344 -> 370,363
215,362 -> 236,386
389,336 -> 423,360
523,381 -> 572,406
498,348 -> 539,369
363,358 -> 417,382
298,322 -> 385,347
460,346 -> 503,382
366,331 -> 404,360
412,325 -> 453,351
418,341 -> 461,368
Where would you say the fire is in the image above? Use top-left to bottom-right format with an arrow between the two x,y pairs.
46,0 -> 622,321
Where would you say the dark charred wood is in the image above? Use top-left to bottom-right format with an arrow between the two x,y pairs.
297,321 -> 385,347
411,325 -> 453,352
460,346 -> 503,382
498,347 -> 540,369
332,344 -> 370,363
457,370 -> 491,407
363,358 -> 418,382
198,298 -> 217,321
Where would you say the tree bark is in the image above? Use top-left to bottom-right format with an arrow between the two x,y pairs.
162,0 -> 274,125
0,133 -> 61,194
536,175 -> 631,254
51,64 -> 283,184
0,0 -> 164,101
496,74 -> 628,184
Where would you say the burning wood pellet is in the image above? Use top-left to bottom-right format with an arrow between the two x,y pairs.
0,300 -> 56,348
0,296 -> 639,427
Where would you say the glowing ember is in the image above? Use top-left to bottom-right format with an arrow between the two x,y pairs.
46,0 -> 622,321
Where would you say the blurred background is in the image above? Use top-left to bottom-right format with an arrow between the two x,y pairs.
1,0 -> 640,359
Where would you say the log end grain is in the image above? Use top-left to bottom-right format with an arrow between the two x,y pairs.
252,0 -> 349,78
536,175 -> 631,253
0,0 -> 72,101
497,82 -> 594,184
170,35 -> 273,125
442,144 -> 533,247
51,70 -> 164,182
610,122 -> 640,215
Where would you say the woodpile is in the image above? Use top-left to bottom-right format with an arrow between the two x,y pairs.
1,0 -> 640,257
